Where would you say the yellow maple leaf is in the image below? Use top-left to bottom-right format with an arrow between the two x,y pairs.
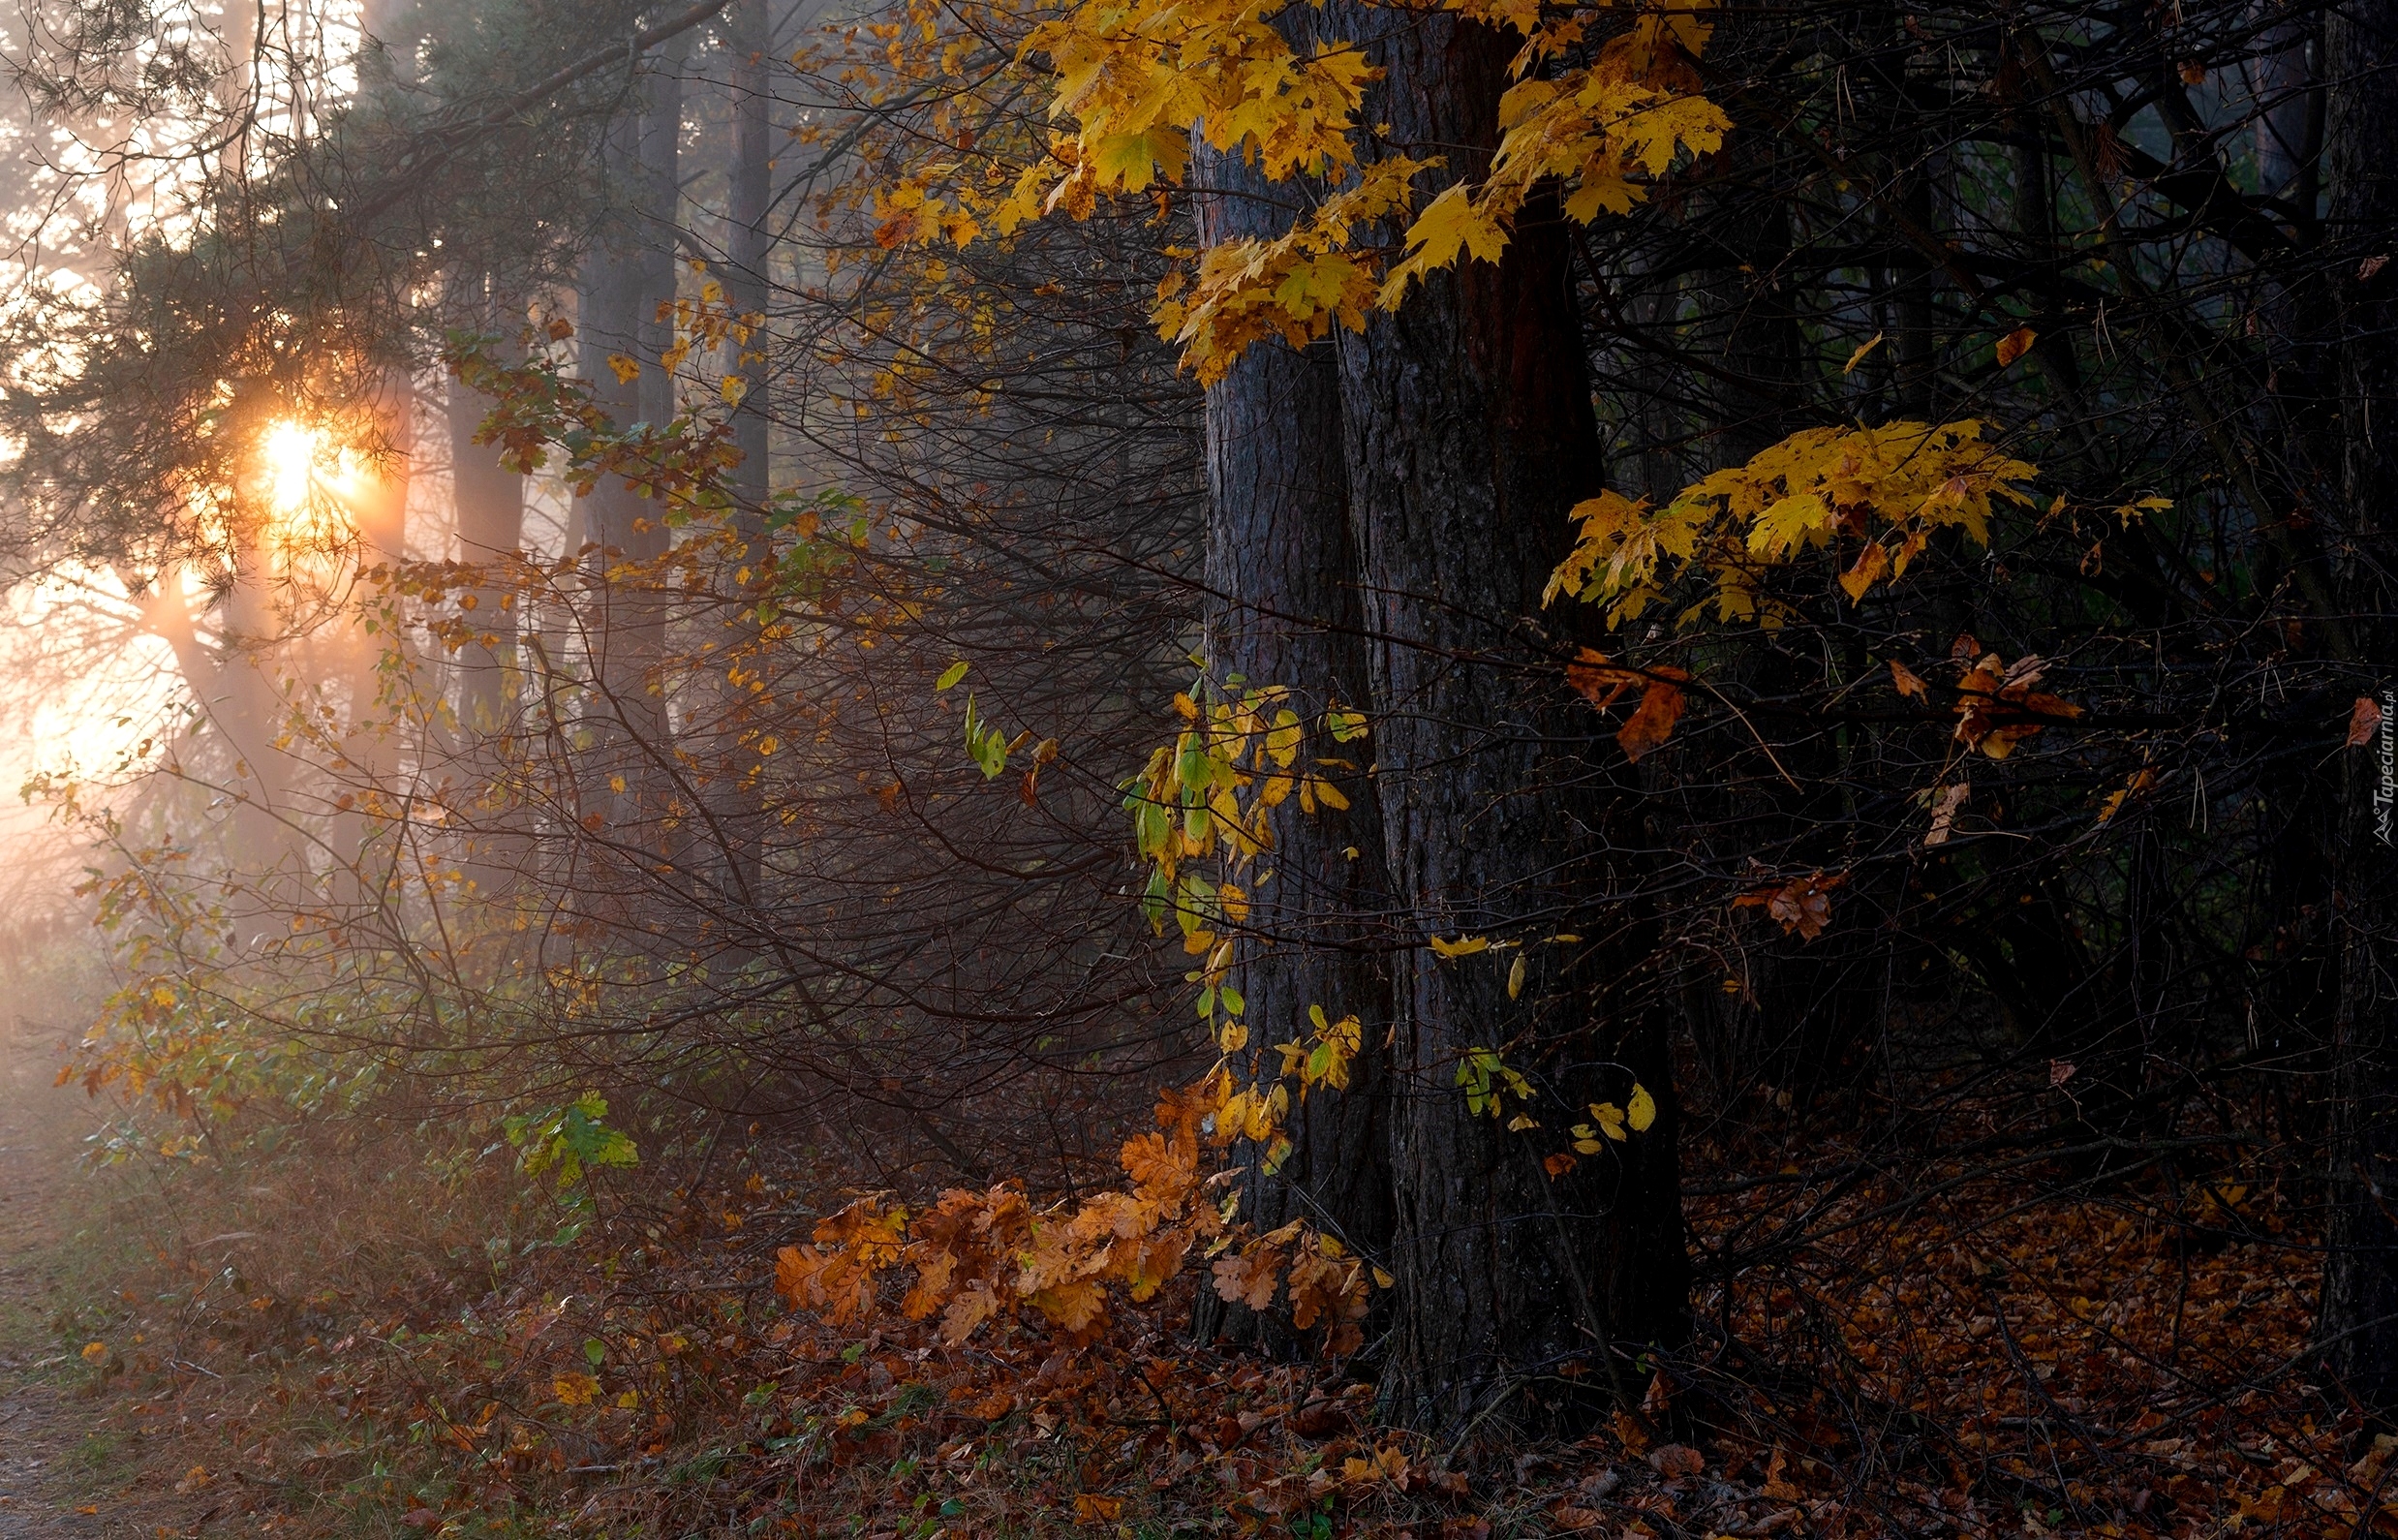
1381,184 -> 1511,304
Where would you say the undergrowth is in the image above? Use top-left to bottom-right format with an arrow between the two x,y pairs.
27,1086 -> 2381,1540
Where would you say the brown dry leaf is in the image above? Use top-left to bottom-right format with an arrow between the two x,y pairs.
1074,1494 -> 1124,1523
2096,767 -> 2156,826
1291,1396 -> 1350,1438
1995,326 -> 2038,367
2348,694 -> 2383,747
1954,651 -> 2082,758
1617,678 -> 1687,762
1734,872 -> 1845,940
1839,541 -> 1890,603
1924,781 -> 1969,847
1649,1443 -> 1705,1478
1213,1243 -> 1282,1310
1890,659 -> 1929,700
1566,647 -> 1633,710
1569,651 -> 1689,762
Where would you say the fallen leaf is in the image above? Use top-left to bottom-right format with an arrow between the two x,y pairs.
1649,1443 -> 1705,1478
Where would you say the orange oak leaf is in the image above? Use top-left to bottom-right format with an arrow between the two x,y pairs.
2349,695 -> 2383,748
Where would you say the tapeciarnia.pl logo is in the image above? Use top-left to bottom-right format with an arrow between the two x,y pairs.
2379,688 -> 2394,847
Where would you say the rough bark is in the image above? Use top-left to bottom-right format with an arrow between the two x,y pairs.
1185,135 -> 1397,1352
1331,9 -> 1688,1436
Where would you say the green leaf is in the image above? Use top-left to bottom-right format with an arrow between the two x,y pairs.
936,660 -> 969,691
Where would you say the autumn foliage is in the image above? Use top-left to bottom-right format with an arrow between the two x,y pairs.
776,1079 -> 1377,1356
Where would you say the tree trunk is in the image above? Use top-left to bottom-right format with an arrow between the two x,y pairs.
2314,0 -> 2398,1420
706,0 -> 777,920
330,366 -> 415,903
1331,8 -> 1688,1436
575,41 -> 687,873
447,284 -> 531,903
138,560 -> 299,935
452,295 -> 527,738
1185,134 -> 1397,1353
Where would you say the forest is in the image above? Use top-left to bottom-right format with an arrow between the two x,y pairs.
0,0 -> 2389,1534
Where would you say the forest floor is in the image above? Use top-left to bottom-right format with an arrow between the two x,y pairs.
0,1013 -> 2378,1540
0,1016 -> 162,1539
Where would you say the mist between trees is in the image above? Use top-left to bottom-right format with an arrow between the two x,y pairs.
0,0 -> 2392,1527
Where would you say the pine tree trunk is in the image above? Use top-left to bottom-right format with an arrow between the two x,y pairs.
1185,134 -> 1396,1353
452,294 -> 526,739
448,290 -> 530,903
707,0 -> 777,920
1331,8 -> 1688,1436
331,368 -> 415,901
2313,0 -> 2398,1419
575,45 -> 686,870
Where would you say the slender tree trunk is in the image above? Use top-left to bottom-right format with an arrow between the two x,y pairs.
453,304 -> 527,737
140,561 -> 298,932
707,0 -> 777,921
330,366 -> 415,902
1185,135 -> 1397,1352
575,43 -> 687,873
447,286 -> 531,902
2314,0 -> 2398,1418
1331,8 -> 1688,1435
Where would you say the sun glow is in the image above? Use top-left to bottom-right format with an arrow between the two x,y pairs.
260,417 -> 325,514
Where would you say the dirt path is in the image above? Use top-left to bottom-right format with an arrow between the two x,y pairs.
0,1020 -> 105,1540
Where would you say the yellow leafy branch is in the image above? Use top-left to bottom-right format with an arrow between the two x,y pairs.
1546,418 -> 2041,631
875,0 -> 1730,380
